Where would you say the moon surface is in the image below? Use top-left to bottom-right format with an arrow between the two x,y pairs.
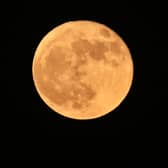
32,20 -> 134,120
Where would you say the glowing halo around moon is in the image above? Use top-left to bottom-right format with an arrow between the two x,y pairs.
32,20 -> 134,120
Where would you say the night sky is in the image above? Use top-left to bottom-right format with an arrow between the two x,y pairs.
6,1 -> 167,142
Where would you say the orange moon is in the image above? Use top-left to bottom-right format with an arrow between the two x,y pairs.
32,20 -> 134,120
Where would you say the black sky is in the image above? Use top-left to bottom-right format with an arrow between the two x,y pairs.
6,1 -> 167,141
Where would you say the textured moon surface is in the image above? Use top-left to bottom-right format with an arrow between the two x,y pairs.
32,20 -> 134,120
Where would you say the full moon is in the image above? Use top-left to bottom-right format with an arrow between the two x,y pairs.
32,20 -> 134,120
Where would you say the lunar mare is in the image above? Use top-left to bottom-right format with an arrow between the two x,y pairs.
32,20 -> 133,120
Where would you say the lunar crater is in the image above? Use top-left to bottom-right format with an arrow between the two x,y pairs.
99,28 -> 111,38
71,38 -> 110,62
